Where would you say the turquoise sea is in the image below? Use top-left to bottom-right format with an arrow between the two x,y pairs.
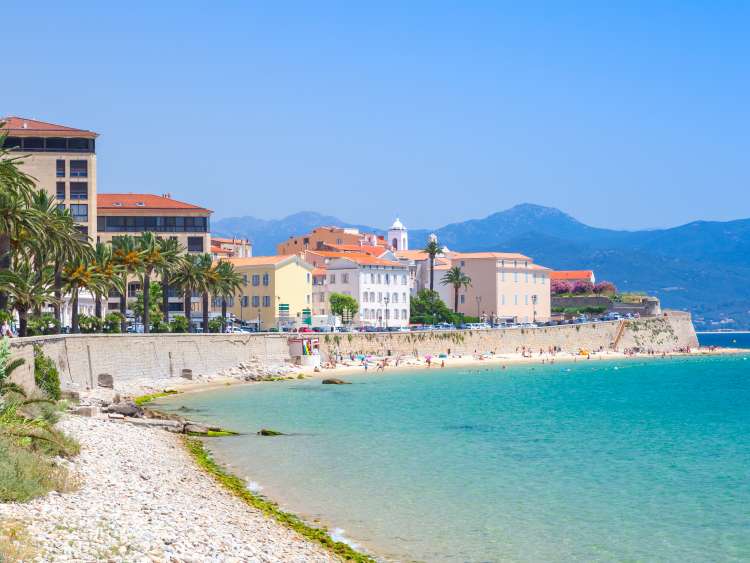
156,354 -> 750,562
698,331 -> 750,349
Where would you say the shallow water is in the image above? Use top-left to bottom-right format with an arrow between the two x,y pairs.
156,355 -> 750,562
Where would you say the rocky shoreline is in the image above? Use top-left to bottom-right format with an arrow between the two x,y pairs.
0,415 -> 338,562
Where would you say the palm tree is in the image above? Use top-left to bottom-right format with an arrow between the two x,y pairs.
441,266 -> 472,313
0,264 -> 57,337
136,232 -> 179,333
423,238 -> 441,291
172,253 -> 204,332
195,254 -> 217,333
91,242 -> 125,323
111,236 -> 144,332
213,260 -> 243,329
156,238 -> 185,322
61,260 -> 106,333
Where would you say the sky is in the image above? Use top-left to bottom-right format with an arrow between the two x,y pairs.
3,1 -> 748,230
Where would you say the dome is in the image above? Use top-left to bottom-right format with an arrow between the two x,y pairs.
390,217 -> 405,230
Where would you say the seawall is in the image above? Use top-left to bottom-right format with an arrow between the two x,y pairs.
8,312 -> 698,392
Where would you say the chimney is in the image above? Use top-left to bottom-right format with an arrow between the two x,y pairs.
162,192 -> 171,199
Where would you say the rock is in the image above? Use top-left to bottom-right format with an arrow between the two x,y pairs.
108,413 -> 125,420
184,423 -> 210,435
181,369 -> 193,380
322,378 -> 351,385
97,373 -> 114,389
72,405 -> 99,417
61,390 -> 80,401
257,428 -> 284,436
105,403 -> 141,417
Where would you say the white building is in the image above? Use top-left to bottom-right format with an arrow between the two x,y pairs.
309,253 -> 411,327
387,218 -> 409,251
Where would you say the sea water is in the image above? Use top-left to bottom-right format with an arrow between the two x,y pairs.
155,355 -> 750,562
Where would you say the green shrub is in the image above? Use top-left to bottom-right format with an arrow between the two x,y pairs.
33,345 -> 61,400
151,320 -> 171,333
78,314 -> 102,334
208,318 -> 224,333
169,316 -> 189,333
0,436 -> 74,502
103,312 -> 123,333
26,313 -> 60,336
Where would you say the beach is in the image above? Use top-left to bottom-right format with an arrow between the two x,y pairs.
0,415 -> 337,562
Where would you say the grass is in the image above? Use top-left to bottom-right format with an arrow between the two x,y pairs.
0,519 -> 37,561
184,438 -> 376,562
133,389 -> 180,406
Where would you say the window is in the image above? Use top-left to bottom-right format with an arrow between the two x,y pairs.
533,274 -> 537,284
57,203 -> 65,212
394,309 -> 399,320
377,274 -> 382,284
306,273 -> 310,283
460,295 -> 465,304
241,296 -> 249,307
392,292 -> 398,303
262,273 -> 270,286
502,294 -> 506,305
402,275 -> 407,285
263,296 -> 271,307
460,260 -> 465,267
56,182 -> 65,199
70,204 -> 88,222
252,275 -> 260,286
56,160 -> 65,178
70,160 -> 88,178
23,137 -> 43,151
501,271 -> 505,282
371,273 -> 375,283
306,294 -> 310,304
69,182 -> 88,200
370,291 -> 375,302
187,237 -> 204,252
342,273 -> 349,284
168,302 -> 183,312
402,292 -> 407,302
363,293 -> 369,303
525,272 -> 529,282
402,309 -> 407,320
378,292 -> 382,302
385,274 -> 390,285
252,296 -> 260,307
128,282 -> 141,298
242,274 -> 248,286
525,295 -> 529,305
329,274 -> 336,284
514,295 -> 519,305
514,272 -> 518,282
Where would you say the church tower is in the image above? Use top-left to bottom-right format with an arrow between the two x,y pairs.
388,218 -> 408,251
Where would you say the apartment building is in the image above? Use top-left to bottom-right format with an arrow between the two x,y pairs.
220,255 -> 313,330
277,226 -> 387,255
1,116 -> 98,238
451,252 -> 551,323
211,236 -> 252,259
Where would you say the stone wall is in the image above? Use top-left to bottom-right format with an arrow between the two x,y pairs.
7,312 -> 698,393
8,333 -> 289,393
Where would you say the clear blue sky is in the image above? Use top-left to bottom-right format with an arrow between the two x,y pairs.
4,1 -> 748,230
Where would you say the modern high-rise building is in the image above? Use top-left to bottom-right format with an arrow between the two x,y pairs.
1,116 -> 98,238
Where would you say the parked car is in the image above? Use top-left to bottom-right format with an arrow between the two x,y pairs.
434,322 -> 456,330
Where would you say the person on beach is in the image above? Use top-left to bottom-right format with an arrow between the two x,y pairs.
441,360 -> 445,368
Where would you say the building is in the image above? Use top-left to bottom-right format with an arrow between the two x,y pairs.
550,270 -> 596,285
211,236 -> 252,259
277,226 -> 386,255
1,116 -> 98,238
450,252 -> 551,323
305,250 -> 411,327
387,218 -> 409,251
219,255 -> 313,330
97,193 -> 213,321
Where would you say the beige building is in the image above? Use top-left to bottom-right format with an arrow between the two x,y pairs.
451,252 -> 552,323
1,116 -> 98,238
277,226 -> 387,255
219,255 -> 313,330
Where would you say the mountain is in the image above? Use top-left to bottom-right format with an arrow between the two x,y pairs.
213,204 -> 750,329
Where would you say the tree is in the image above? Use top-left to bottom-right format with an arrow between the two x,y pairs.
409,289 -> 454,325
0,336 -> 27,397
423,238 -> 441,291
156,237 -> 185,322
137,232 -> 179,333
572,281 -> 594,295
111,236 -> 144,332
91,242 -> 124,325
131,284 -> 165,331
329,292 -> 359,321
593,281 -> 617,295
0,264 -> 57,337
551,280 -> 572,295
172,253 -> 204,333
61,260 -> 105,334
213,260 -> 243,327
441,266 -> 472,313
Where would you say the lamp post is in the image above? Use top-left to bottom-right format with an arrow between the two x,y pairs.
383,295 -> 390,330
532,294 -> 538,324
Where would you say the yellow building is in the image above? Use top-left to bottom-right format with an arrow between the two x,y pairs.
1,116 -> 98,238
219,255 -> 313,330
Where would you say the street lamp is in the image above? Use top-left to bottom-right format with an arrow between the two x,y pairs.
384,295 -> 390,330
532,294 -> 538,324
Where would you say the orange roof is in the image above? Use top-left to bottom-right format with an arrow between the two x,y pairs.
210,245 -> 232,255
312,267 -> 327,276
226,255 -> 297,267
551,270 -> 594,280
394,250 -> 428,260
1,116 -> 98,138
324,244 -> 386,257
453,252 -> 531,260
327,253 -> 403,267
97,193 -> 211,212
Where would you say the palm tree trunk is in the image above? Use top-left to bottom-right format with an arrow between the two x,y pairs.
53,264 -> 62,334
0,234 -> 11,312
71,288 -> 80,334
143,272 -> 151,333
184,288 -> 192,332
221,298 -> 227,331
202,291 -> 209,333
18,307 -> 28,337
429,257 -> 435,291
161,274 -> 170,322
94,294 -> 102,320
119,273 -> 128,332
454,285 -> 459,313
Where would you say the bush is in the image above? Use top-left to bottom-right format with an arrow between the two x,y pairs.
169,316 -> 189,333
151,320 -> 171,333
207,318 -> 224,333
33,345 -> 60,400
78,314 -> 102,334
0,436 -> 74,502
551,280 -> 572,295
594,281 -> 617,295
572,281 -> 594,295
103,312 -> 123,333
26,313 -> 60,336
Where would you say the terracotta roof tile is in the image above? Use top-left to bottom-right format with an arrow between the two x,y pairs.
1,116 -> 98,138
97,193 -> 211,212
